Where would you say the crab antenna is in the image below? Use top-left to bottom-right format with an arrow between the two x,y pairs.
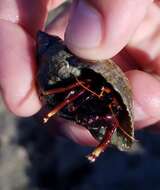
75,77 -> 113,99
41,81 -> 85,95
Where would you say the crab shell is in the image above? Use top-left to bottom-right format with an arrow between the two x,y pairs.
36,31 -> 134,151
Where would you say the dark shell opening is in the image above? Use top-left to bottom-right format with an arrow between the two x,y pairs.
39,67 -> 129,143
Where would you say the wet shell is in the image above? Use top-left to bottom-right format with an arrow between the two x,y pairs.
36,31 -> 134,151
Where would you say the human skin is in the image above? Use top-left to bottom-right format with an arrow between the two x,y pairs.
0,0 -> 160,145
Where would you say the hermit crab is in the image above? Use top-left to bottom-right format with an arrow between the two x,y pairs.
36,31 -> 134,162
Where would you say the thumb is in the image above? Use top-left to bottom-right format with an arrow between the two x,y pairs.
65,0 -> 153,60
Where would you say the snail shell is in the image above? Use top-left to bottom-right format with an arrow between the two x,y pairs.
36,31 -> 134,151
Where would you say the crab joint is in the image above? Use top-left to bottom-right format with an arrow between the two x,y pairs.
43,90 -> 86,123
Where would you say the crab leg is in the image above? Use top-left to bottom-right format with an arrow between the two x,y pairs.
41,81 -> 85,95
84,81 -> 135,141
87,98 -> 135,162
108,103 -> 136,141
43,89 -> 86,123
87,122 -> 117,162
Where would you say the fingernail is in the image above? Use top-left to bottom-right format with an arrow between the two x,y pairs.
65,0 -> 102,48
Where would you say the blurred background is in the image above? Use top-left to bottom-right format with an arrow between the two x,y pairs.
0,1 -> 160,190
0,91 -> 160,190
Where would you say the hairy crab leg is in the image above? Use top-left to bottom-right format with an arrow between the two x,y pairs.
43,90 -> 86,123
41,81 -> 85,95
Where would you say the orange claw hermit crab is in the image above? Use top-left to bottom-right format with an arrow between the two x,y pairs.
36,31 -> 134,162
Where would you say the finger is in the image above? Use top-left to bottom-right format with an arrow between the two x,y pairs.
0,1 -> 50,116
48,0 -> 67,10
126,70 -> 160,128
127,3 -> 160,75
55,118 -> 98,146
0,0 -> 49,36
0,20 -> 41,116
65,0 -> 153,60
46,1 -> 71,39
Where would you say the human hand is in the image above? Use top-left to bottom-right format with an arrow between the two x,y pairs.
0,0 -> 160,145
